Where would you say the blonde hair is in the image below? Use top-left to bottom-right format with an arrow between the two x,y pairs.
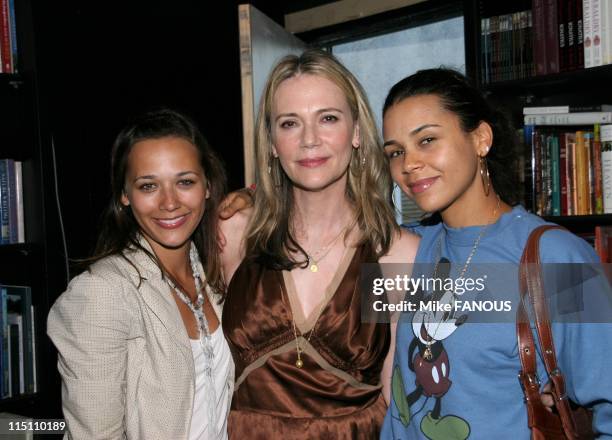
246,49 -> 398,269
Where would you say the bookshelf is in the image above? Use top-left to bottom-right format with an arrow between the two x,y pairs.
0,0 -> 63,422
291,0 -> 612,237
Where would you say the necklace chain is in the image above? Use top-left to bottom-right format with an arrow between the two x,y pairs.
424,196 -> 501,360
290,244 -> 349,368
303,224 -> 349,273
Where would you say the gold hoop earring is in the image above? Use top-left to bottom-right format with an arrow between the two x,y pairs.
479,155 -> 490,196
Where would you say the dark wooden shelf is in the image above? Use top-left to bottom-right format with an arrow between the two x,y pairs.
482,64 -> 612,98
542,215 -> 612,233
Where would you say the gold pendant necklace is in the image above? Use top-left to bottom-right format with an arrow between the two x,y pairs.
305,225 -> 348,273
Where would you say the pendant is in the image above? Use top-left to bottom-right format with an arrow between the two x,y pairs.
423,346 -> 433,361
309,263 -> 318,273
296,358 -> 304,368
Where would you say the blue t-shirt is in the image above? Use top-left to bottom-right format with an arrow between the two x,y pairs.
381,205 -> 612,439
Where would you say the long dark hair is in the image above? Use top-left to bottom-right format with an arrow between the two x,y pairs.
88,108 -> 227,295
383,68 -> 519,205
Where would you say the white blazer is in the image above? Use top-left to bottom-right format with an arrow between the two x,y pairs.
47,238 -> 234,440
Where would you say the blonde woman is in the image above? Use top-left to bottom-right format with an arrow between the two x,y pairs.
220,49 -> 418,438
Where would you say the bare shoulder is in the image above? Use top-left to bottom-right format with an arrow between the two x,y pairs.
379,228 -> 420,264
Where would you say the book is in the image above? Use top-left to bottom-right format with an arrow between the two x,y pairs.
533,0 -> 548,75
0,287 -> 7,397
7,0 -> 15,72
550,134 -> 561,215
593,124 -> 604,214
6,159 -> 17,243
592,0 -> 603,66
7,313 -> 23,395
558,0 -> 568,72
14,161 -> 24,243
584,0 -> 594,67
595,225 -> 612,262
560,133 -> 569,214
576,0 -> 586,68
4,285 -> 33,394
602,0 -> 612,64
0,0 -> 11,73
523,104 -> 612,114
0,159 -> 9,244
602,124 -> 612,213
524,111 -> 612,125
546,0 -> 560,73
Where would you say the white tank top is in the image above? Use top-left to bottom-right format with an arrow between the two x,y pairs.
189,326 -> 231,440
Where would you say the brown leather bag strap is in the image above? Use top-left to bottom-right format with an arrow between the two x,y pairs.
518,225 -> 580,438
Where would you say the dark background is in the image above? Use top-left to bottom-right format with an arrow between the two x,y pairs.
29,0 -> 299,263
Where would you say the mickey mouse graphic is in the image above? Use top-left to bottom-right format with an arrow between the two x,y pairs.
392,258 -> 471,439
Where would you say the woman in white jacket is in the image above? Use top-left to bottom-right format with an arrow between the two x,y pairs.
47,108 -> 234,440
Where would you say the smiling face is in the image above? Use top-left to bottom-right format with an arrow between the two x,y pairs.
270,73 -> 359,192
120,136 -> 209,255
383,94 -> 490,216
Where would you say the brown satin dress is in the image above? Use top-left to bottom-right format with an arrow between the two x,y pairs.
222,245 -> 390,440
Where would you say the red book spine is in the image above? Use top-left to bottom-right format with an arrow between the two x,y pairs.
0,0 -> 12,73
533,0 -> 548,75
546,0 -> 560,73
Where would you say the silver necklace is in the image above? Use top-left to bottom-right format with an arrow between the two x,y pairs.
423,196 -> 501,361
165,243 -> 218,433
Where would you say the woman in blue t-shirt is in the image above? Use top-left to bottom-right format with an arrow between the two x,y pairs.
380,68 -> 612,438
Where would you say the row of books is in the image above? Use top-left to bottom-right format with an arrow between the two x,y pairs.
524,123 -> 612,216
0,0 -> 18,74
481,0 -> 612,84
0,158 -> 24,245
480,10 -> 534,83
0,284 -> 36,399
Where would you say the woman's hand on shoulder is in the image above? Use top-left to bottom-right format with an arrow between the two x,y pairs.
219,207 -> 252,283
379,228 -> 420,265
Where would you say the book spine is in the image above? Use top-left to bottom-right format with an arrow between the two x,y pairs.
568,0 -> 578,70
0,160 -> 9,244
584,0 -> 594,67
592,0 -> 603,66
524,125 -> 536,212
7,159 -> 16,244
558,0 -> 568,71
551,134 -> 561,215
585,131 -> 594,213
577,0 -> 586,68
602,125 -> 612,213
526,10 -> 535,77
491,16 -> 499,82
523,105 -> 570,114
569,135 -> 579,214
524,111 -> 612,125
603,0 -> 612,65
0,0 -> 11,72
30,304 -> 36,393
546,0 -> 560,73
533,0 -> 548,75
14,161 -> 24,243
576,131 -> 587,214
1,287 -> 8,397
594,124 -> 604,214
7,0 -> 15,73
534,129 -> 543,214
481,17 -> 488,84
560,133 -> 569,214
